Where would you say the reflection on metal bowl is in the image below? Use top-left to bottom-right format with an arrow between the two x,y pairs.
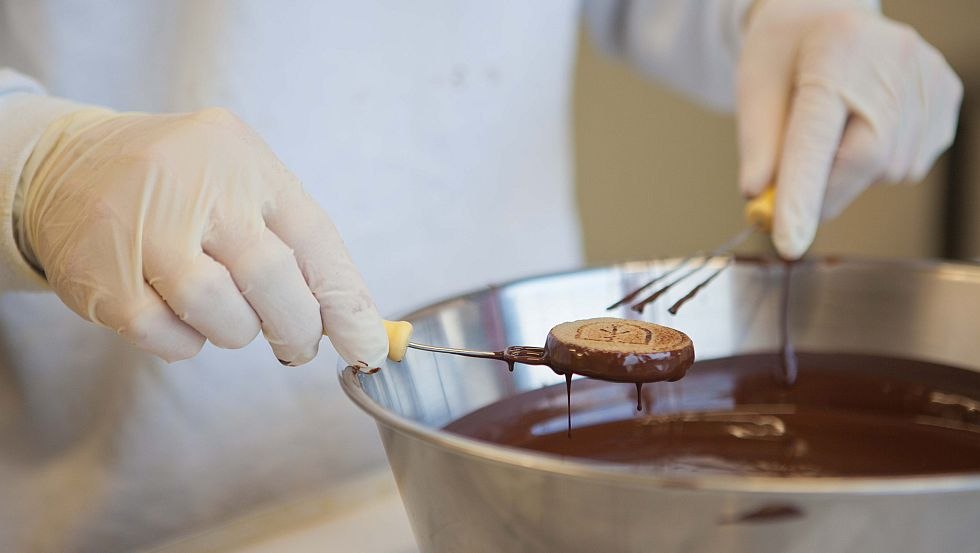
340,258 -> 980,553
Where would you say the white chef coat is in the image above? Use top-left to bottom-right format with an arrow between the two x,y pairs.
0,1 -> 746,551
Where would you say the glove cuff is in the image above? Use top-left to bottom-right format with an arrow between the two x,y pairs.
0,70 -> 92,291
16,107 -> 119,280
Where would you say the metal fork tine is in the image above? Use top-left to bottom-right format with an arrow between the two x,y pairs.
715,227 -> 755,254
607,254 -> 699,310
631,257 -> 711,313
667,255 -> 734,315
625,227 -> 758,314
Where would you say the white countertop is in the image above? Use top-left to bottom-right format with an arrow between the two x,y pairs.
148,471 -> 417,553
235,489 -> 416,553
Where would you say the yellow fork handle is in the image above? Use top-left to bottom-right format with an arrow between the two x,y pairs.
382,320 -> 413,362
323,320 -> 414,363
744,187 -> 775,233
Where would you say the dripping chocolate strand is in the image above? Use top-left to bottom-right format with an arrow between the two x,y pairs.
667,256 -> 735,315
779,261 -> 798,386
565,373 -> 573,438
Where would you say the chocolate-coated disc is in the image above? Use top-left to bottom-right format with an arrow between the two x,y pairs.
544,317 -> 694,383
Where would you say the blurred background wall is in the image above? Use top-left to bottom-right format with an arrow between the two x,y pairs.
573,0 -> 980,265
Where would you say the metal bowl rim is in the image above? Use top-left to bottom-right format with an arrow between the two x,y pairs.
340,257 -> 980,495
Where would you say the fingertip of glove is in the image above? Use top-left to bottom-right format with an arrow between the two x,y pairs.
157,338 -> 206,363
774,244 -> 806,261
117,303 -> 206,363
274,344 -> 319,367
366,345 -> 390,369
773,223 -> 813,261
322,305 -> 389,370
341,342 -> 389,372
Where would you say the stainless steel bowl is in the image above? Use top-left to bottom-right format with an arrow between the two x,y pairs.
340,258 -> 980,552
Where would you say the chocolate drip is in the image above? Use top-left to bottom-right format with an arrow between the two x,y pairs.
565,372 -> 573,438
779,261 -> 798,386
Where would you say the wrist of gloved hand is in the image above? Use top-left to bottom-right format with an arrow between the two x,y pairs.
19,107 -> 388,367
15,107 -> 117,275
736,0 -> 960,259
0,76 -> 92,291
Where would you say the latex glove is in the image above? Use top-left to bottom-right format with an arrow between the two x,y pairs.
737,0 -> 963,258
16,107 -> 388,367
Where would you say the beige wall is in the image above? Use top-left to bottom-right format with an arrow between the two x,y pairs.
573,0 -> 980,265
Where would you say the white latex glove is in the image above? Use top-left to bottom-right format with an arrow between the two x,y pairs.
737,0 -> 963,258
16,107 -> 388,367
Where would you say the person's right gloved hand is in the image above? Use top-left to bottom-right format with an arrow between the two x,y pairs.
16,107 -> 388,367
737,0 -> 963,259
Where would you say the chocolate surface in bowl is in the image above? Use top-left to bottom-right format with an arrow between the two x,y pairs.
445,351 -> 980,477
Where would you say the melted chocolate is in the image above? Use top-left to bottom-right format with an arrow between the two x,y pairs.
445,352 -> 980,477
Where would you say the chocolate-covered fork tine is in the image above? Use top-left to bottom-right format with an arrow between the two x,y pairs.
605,254 -> 698,310
628,228 -> 752,313
609,189 -> 775,315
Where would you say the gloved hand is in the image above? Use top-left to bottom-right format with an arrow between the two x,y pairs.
16,107 -> 388,367
737,0 -> 962,258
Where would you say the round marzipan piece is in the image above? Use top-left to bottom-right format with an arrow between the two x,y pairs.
544,317 -> 695,383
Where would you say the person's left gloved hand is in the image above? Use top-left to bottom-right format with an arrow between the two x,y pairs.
16,107 -> 388,367
737,0 -> 963,258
